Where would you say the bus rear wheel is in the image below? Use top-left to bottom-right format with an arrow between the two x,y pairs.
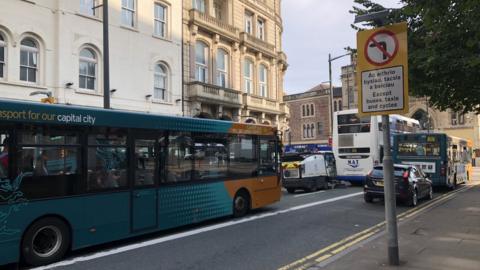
22,217 -> 70,266
233,190 -> 250,217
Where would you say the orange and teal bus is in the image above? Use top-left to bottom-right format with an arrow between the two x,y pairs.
0,99 -> 281,266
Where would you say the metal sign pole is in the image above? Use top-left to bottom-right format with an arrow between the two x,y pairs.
382,114 -> 399,265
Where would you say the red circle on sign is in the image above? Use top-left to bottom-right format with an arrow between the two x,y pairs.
364,29 -> 399,66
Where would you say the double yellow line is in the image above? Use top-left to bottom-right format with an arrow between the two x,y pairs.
278,185 -> 473,270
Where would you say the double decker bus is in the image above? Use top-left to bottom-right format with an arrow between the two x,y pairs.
0,99 -> 281,266
393,133 -> 472,188
333,109 -> 420,184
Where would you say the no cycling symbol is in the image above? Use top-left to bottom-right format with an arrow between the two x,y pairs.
364,30 -> 399,66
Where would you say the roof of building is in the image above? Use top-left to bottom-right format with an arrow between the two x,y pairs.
307,83 -> 331,92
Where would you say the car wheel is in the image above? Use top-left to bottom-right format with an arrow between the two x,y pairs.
286,188 -> 295,194
427,186 -> 433,200
408,190 -> 418,207
364,193 -> 373,203
22,217 -> 71,266
233,190 -> 250,217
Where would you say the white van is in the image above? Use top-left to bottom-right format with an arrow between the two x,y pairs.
282,152 -> 336,193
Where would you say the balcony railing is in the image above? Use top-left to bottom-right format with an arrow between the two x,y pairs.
243,93 -> 280,112
240,32 -> 275,56
188,82 -> 242,106
189,10 -> 239,40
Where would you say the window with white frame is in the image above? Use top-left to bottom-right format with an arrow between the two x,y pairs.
154,63 -> 168,101
195,41 -> 209,83
244,59 -> 253,94
0,34 -> 5,78
80,0 -> 99,17
216,49 -> 228,88
245,11 -> 253,34
154,3 -> 167,38
257,18 -> 265,40
79,48 -> 97,90
20,38 -> 38,83
193,0 -> 205,13
259,64 -> 267,97
121,0 -> 136,27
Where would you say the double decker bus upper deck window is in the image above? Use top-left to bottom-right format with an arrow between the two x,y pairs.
337,114 -> 371,134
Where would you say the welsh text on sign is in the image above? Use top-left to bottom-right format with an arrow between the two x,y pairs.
361,66 -> 404,113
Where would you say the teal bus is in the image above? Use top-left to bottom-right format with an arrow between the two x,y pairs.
0,99 -> 281,266
393,133 -> 472,188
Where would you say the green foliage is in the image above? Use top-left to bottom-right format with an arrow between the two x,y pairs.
352,0 -> 480,113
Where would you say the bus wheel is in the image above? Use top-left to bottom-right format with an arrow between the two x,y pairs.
233,190 -> 250,217
22,217 -> 70,266
286,188 -> 296,194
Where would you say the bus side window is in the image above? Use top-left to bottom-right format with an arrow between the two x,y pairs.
16,128 -> 83,199
0,133 -> 9,179
259,137 -> 276,176
228,134 -> 258,179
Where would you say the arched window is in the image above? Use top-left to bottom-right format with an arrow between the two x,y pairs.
303,124 -> 307,138
334,101 -> 337,112
216,49 -> 228,88
195,41 -> 209,83
310,124 -> 315,138
302,105 -> 306,117
154,63 -> 168,101
0,33 -> 5,78
244,58 -> 253,94
20,38 -> 39,83
338,100 -> 342,111
306,104 -> 310,116
259,64 -> 268,97
79,48 -> 97,90
310,104 -> 314,116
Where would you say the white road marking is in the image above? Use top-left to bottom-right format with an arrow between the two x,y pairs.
294,190 -> 326,198
32,191 -> 363,270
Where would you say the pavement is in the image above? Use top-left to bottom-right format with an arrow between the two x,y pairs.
314,171 -> 480,270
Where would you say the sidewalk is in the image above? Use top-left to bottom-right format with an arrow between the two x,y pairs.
317,180 -> 480,270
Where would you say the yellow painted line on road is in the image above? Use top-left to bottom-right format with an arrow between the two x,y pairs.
278,185 -> 474,270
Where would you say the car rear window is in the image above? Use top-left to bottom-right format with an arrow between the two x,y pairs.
371,167 -> 408,178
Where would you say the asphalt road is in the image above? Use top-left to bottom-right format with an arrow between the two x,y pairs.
28,186 -> 441,270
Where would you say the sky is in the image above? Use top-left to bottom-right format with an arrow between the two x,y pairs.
282,0 -> 404,94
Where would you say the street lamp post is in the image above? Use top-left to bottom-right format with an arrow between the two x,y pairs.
328,52 -> 352,135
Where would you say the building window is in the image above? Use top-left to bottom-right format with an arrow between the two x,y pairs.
451,112 -> 465,125
80,0 -> 99,17
195,41 -> 209,83
310,124 -> 315,138
257,18 -> 265,40
20,38 -> 38,83
79,48 -> 97,90
121,0 -> 136,27
154,63 -> 168,101
334,101 -> 337,112
244,59 -> 253,94
317,122 -> 323,135
302,105 -> 306,117
0,34 -> 5,79
213,0 -> 224,21
306,104 -> 310,116
310,104 -> 314,116
339,100 -> 342,111
259,64 -> 267,97
216,49 -> 228,88
245,11 -> 253,34
154,3 -> 167,38
193,0 -> 205,13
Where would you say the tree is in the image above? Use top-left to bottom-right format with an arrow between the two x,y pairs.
352,0 -> 480,113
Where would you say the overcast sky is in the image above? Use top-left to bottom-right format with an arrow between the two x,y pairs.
282,0 -> 403,94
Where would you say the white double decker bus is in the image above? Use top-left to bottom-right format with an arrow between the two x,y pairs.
333,109 -> 420,184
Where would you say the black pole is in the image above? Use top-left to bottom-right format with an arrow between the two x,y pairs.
103,0 -> 110,109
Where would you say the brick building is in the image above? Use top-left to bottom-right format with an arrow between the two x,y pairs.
284,83 -> 332,146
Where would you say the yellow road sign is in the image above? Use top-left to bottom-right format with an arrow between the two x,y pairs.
357,22 -> 408,116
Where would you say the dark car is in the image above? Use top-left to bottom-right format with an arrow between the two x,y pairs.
364,164 -> 433,207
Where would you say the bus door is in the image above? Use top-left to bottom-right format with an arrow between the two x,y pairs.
131,138 -> 158,231
256,137 -> 280,205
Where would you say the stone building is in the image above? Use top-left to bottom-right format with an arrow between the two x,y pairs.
284,83 -> 332,146
0,0 -> 183,114
182,0 -> 288,128
340,54 -> 357,110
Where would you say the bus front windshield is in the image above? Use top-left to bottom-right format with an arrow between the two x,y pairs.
398,141 -> 441,157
